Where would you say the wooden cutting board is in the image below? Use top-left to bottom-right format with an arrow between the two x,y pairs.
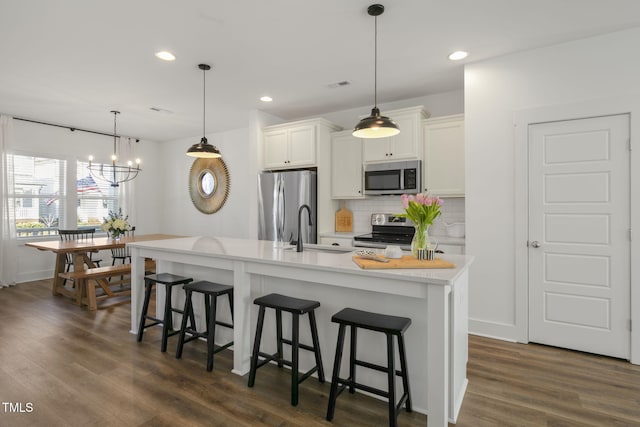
352,255 -> 456,270
335,201 -> 353,232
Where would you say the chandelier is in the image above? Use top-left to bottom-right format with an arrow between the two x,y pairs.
88,110 -> 141,187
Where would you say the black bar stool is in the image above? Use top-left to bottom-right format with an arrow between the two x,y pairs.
326,307 -> 412,427
137,273 -> 194,352
247,293 -> 325,406
175,280 -> 234,371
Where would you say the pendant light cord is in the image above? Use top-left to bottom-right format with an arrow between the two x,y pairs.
374,14 -> 378,109
112,111 -> 119,157
202,67 -> 206,137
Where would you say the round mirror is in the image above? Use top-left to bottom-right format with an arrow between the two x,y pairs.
188,157 -> 230,214
199,170 -> 216,197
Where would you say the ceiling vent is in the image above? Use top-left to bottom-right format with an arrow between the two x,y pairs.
327,80 -> 351,89
150,107 -> 174,114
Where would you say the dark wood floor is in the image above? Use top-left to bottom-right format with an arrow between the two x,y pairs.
1,280 -> 639,426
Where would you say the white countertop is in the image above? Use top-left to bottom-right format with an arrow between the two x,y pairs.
129,236 -> 473,286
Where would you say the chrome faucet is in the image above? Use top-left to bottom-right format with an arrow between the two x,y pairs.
297,204 -> 313,252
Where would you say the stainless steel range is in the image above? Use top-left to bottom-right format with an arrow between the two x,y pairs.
353,213 -> 414,250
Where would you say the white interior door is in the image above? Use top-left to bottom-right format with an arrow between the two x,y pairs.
528,114 -> 630,359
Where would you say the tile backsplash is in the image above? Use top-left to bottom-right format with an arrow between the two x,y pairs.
344,196 -> 465,237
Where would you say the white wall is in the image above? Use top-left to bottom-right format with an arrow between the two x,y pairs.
465,27 -> 640,340
158,127 -> 255,238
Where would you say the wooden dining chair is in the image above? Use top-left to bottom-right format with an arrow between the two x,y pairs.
58,228 -> 102,279
111,226 -> 135,265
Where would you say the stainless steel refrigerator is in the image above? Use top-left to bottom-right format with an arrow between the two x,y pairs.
258,170 -> 317,245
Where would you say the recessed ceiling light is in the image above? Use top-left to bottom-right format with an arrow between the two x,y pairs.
260,96 -> 273,102
155,51 -> 176,61
448,51 -> 468,61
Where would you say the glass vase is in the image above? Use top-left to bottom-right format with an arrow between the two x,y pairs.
411,224 -> 431,258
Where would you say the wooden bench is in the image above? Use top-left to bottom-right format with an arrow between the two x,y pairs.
58,259 -> 156,310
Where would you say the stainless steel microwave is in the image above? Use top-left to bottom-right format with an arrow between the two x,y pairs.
364,160 -> 422,195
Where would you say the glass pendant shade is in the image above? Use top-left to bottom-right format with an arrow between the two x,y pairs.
186,137 -> 221,158
353,107 -> 400,138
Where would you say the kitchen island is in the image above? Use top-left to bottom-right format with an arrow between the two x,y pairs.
128,237 -> 473,427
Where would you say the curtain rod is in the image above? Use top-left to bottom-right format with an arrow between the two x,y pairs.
13,116 -> 140,142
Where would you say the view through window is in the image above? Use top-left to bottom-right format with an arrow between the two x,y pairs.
76,160 -> 119,229
11,155 -> 120,238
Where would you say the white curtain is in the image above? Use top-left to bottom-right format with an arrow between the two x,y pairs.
119,137 -> 137,229
0,115 -> 17,288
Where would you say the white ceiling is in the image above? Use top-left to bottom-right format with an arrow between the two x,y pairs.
1,0 -> 639,142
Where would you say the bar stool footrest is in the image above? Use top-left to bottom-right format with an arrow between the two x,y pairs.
297,366 -> 319,384
355,359 -> 406,377
256,351 -> 281,369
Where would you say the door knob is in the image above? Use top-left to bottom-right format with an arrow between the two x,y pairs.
530,241 -> 541,248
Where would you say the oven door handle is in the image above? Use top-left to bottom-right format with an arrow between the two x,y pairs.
353,241 -> 388,249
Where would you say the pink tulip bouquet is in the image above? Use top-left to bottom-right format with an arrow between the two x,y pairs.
398,193 -> 443,256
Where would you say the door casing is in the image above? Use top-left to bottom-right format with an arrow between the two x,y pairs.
514,97 -> 640,364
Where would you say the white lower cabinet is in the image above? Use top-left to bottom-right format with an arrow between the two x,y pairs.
331,131 -> 364,199
423,114 -> 465,197
319,236 -> 354,247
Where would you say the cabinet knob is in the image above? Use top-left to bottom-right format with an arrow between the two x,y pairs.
389,153 -> 393,156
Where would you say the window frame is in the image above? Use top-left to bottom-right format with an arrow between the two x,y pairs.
9,151 -> 124,240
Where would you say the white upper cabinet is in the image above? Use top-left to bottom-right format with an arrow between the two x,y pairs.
362,106 -> 428,163
263,123 -> 317,169
331,130 -> 364,199
422,114 -> 465,197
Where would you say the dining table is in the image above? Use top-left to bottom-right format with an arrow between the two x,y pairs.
26,234 -> 180,302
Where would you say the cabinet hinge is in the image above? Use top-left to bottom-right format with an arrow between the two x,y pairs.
629,319 -> 632,332
630,229 -> 633,241
629,138 -> 632,151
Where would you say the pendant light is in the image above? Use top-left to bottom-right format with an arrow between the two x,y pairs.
353,4 -> 399,139
186,63 -> 222,158
88,111 -> 142,187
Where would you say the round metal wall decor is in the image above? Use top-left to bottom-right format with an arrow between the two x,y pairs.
188,157 -> 230,214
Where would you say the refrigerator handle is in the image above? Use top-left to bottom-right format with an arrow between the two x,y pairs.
277,176 -> 285,243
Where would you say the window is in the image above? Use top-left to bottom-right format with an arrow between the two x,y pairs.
76,160 -> 120,228
12,155 -> 66,237
9,155 -> 122,238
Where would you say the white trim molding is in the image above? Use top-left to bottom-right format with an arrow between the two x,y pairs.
513,96 -> 640,364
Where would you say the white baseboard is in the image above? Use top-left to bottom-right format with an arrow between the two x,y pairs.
469,317 -> 518,342
17,270 -> 53,284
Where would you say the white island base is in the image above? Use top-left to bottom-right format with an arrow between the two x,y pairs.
128,237 -> 473,427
